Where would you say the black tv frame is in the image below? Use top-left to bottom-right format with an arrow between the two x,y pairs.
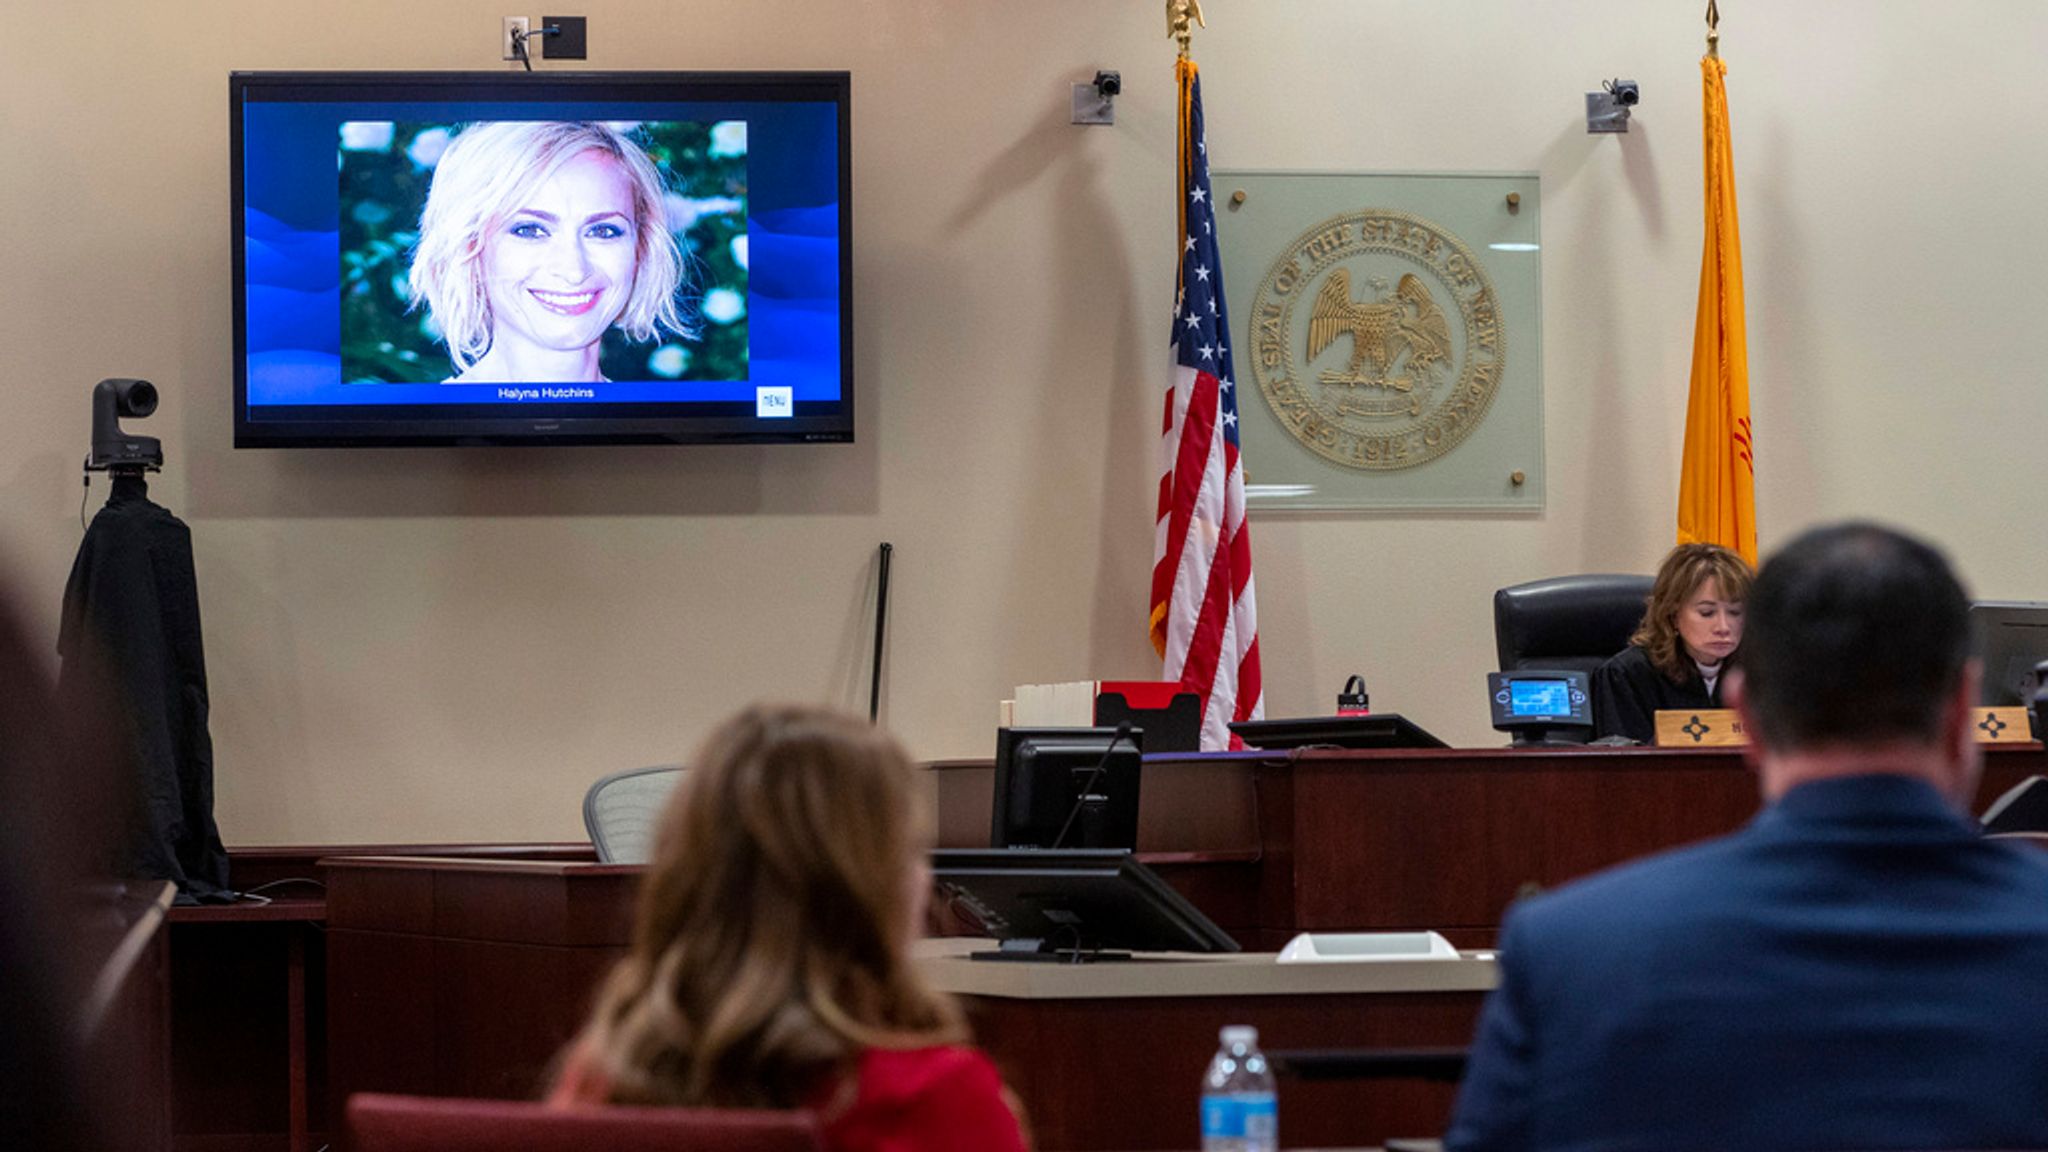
990,726 -> 1142,851
229,70 -> 854,448
931,848 -> 1239,961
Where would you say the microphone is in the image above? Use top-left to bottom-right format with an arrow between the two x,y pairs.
1049,720 -> 1134,850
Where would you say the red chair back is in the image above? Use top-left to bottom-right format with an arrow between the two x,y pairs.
346,1092 -> 825,1152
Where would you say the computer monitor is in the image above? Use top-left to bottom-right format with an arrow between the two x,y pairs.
990,727 -> 1142,850
930,848 -> 1239,961
1970,601 -> 2048,706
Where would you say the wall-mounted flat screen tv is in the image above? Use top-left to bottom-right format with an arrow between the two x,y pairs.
231,71 -> 852,447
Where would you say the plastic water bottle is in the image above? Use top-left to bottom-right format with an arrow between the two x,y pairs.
1200,1024 -> 1277,1152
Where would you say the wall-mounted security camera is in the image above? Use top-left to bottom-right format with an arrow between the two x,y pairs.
1073,68 -> 1121,126
86,377 -> 163,472
1586,78 -> 1641,134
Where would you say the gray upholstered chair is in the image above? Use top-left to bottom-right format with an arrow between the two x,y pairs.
583,765 -> 685,864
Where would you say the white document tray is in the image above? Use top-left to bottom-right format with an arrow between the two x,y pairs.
1275,930 -> 1459,963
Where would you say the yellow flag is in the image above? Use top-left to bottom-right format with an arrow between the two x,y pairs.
1677,55 -> 1756,566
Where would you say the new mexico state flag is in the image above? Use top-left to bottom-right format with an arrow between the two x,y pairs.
1677,54 -> 1756,566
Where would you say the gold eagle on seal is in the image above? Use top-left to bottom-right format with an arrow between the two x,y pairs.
1306,270 -> 1452,393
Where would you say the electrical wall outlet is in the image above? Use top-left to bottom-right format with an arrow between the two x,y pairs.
502,16 -> 530,62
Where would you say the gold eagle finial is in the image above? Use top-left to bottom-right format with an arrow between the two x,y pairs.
1168,0 -> 1206,57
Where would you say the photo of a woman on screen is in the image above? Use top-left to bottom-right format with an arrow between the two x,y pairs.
406,121 -> 695,384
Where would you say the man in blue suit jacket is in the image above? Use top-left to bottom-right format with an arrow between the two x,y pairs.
1447,522 -> 2048,1151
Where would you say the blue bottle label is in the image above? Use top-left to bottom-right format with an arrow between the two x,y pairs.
1201,1092 -> 1277,1139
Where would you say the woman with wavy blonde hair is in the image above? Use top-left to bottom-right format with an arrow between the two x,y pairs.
550,704 -> 1027,1152
408,120 -> 693,383
1593,542 -> 1755,743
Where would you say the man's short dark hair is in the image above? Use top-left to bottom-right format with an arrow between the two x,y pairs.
1741,522 -> 1972,748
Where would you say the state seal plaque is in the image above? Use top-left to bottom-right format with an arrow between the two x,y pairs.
1249,209 -> 1503,472
1215,171 -> 1542,512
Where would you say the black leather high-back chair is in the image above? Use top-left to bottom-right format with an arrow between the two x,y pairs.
1493,574 -> 1655,675
1499,573 -> 1654,672
1493,574 -> 1655,742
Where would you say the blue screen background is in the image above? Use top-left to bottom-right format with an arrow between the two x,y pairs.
241,97 -> 842,408
1509,680 -> 1573,716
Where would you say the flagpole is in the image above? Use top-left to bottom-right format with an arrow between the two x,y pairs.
1169,0 -> 1205,294
1678,0 -> 1756,565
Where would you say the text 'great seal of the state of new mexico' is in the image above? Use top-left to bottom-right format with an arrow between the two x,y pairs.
1249,209 -> 1505,471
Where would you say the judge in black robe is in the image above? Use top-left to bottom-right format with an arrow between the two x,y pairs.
1591,543 -> 1753,745
1593,644 -> 1724,744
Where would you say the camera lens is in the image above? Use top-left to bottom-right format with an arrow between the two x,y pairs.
123,381 -> 158,417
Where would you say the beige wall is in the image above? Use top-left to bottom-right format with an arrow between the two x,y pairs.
3,2 -> 2043,844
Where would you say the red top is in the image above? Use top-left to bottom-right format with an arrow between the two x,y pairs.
550,1043 -> 1028,1152
817,1046 -> 1027,1152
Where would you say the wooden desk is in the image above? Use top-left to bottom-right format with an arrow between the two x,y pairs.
322,856 -> 637,1117
923,939 -> 1493,1150
167,844 -> 589,1152
168,895 -> 326,1152
298,746 -> 2046,1150
935,744 -> 2044,948
319,855 -> 1493,1152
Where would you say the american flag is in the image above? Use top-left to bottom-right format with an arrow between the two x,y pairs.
1149,59 -> 1262,752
